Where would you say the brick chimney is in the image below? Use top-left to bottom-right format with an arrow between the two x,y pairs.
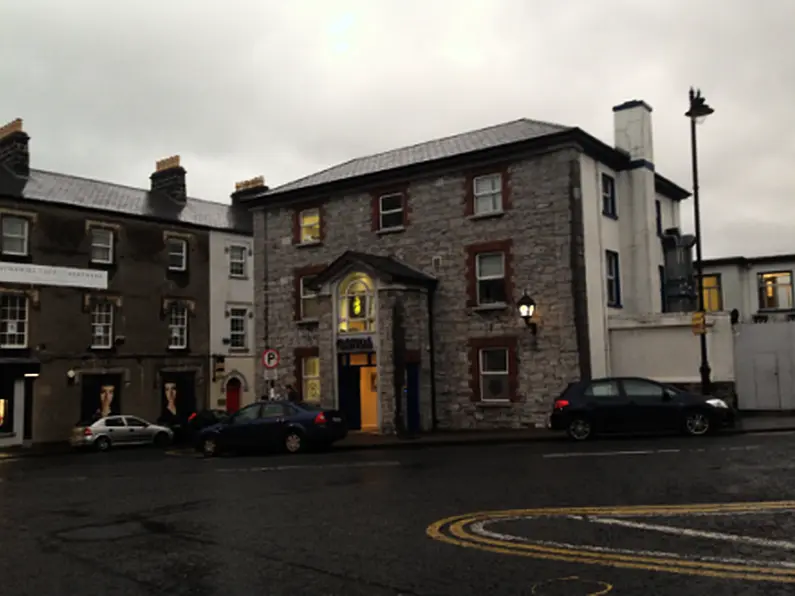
0,118 -> 30,177
150,155 -> 186,202
230,175 -> 268,205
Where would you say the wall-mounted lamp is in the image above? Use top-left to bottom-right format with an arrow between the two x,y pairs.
24,373 -> 39,378
66,369 -> 76,385
517,291 -> 537,335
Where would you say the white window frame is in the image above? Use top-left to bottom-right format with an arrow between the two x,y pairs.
299,208 -> 321,244
300,276 -> 319,321
758,271 -> 793,311
606,250 -> 621,307
0,294 -> 28,349
228,307 -> 248,349
473,173 -> 503,215
90,228 -> 114,264
90,302 -> 114,350
302,356 -> 321,403
601,173 -> 617,217
1,215 -> 29,256
168,304 -> 189,349
228,245 -> 247,278
167,238 -> 188,271
378,193 -> 404,230
475,252 -> 506,305
479,347 -> 510,402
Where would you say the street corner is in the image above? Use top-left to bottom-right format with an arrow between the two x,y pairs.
426,500 -> 795,584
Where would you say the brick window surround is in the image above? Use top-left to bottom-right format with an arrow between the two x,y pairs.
292,204 -> 326,245
293,263 -> 328,322
464,165 -> 511,216
465,239 -> 514,307
371,185 -> 410,231
468,336 -> 519,402
294,346 -> 320,400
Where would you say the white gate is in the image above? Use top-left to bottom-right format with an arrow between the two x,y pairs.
734,322 -> 795,410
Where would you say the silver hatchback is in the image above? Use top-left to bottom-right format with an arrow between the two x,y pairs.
70,415 -> 173,452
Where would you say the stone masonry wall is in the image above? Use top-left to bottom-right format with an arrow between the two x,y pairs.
253,147 -> 583,430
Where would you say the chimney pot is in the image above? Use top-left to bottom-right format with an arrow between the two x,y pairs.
0,117 -> 30,177
150,155 -> 187,202
231,175 -> 268,204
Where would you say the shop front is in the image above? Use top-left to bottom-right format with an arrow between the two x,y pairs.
0,358 -> 40,448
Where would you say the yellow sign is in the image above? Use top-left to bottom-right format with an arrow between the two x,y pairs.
692,311 -> 706,335
351,296 -> 362,316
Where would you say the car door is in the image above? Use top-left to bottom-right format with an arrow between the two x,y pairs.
581,379 -> 631,433
124,416 -> 152,444
103,416 -> 128,443
250,403 -> 289,450
621,378 -> 680,432
223,403 -> 263,449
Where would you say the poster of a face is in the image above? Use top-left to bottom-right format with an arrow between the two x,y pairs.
159,373 -> 196,426
80,375 -> 122,421
99,384 -> 116,417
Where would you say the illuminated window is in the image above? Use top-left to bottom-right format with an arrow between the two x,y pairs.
299,209 -> 321,243
302,357 -> 321,403
338,272 -> 375,333
700,274 -> 723,312
758,271 -> 793,310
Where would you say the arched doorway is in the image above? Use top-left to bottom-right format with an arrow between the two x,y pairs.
225,377 -> 242,413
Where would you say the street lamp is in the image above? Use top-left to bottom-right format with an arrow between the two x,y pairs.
517,291 -> 537,335
686,87 -> 714,395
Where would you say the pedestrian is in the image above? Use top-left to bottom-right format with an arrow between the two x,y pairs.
285,383 -> 299,403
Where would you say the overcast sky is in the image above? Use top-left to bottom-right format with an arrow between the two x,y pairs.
1,1 -> 792,258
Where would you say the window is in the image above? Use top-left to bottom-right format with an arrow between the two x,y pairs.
605,250 -> 621,307
473,174 -> 502,215
476,252 -> 506,305
167,238 -> 187,271
338,272 -> 375,333
622,379 -> 665,399
229,307 -> 248,349
104,417 -> 125,427
1,215 -> 29,256
299,208 -> 321,244
758,272 -> 792,311
584,380 -> 620,398
302,356 -> 321,403
90,228 -> 114,264
228,245 -> 247,277
91,302 -> 114,349
262,403 -> 286,418
701,274 -> 723,312
124,417 -> 148,427
601,174 -> 616,217
659,265 -> 667,312
479,348 -> 509,401
299,276 -> 320,320
231,403 -> 261,424
168,304 -> 188,349
0,397 -> 10,433
0,294 -> 28,348
378,193 -> 404,230
655,200 -> 663,235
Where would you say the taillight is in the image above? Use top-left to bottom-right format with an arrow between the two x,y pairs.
83,427 -> 93,436
553,399 -> 570,409
314,412 -> 327,425
188,412 -> 197,422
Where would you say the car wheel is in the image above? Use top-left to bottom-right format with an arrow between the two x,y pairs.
284,431 -> 303,454
153,432 -> 171,448
684,411 -> 711,436
95,436 -> 111,452
567,418 -> 592,441
201,437 -> 218,458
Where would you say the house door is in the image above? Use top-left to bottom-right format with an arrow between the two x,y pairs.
338,356 -> 362,431
225,378 -> 242,413
406,363 -> 421,434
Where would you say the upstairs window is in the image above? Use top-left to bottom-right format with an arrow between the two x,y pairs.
605,250 -> 621,307
601,174 -> 617,218
700,274 -> 723,312
298,209 -> 321,244
167,238 -> 188,272
758,271 -> 792,310
0,294 -> 28,348
300,276 -> 320,321
473,174 -> 503,215
475,252 -> 506,305
91,302 -> 114,349
229,307 -> 247,349
228,245 -> 247,278
378,193 -> 405,230
90,228 -> 114,264
1,215 -> 29,256
168,304 -> 189,349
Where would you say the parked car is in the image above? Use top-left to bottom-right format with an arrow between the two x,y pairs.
70,415 -> 173,451
196,400 -> 347,457
548,376 -> 736,441
162,408 -> 228,444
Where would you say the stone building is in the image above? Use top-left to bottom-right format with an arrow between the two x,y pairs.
240,99 -> 690,433
0,118 -> 251,447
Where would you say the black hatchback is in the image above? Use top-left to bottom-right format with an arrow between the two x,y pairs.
548,377 -> 736,441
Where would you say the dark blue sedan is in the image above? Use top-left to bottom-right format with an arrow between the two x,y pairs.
196,400 -> 347,457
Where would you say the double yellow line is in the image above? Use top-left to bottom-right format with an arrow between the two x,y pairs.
426,501 -> 795,583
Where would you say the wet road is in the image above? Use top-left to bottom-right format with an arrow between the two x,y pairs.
2,431 -> 795,595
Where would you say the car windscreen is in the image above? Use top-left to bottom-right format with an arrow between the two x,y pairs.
296,402 -> 324,412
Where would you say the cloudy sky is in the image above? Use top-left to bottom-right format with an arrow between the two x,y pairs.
1,1 -> 792,258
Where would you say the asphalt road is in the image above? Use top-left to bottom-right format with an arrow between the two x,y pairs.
2,431 -> 795,596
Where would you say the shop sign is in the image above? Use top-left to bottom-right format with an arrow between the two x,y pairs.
0,263 -> 107,290
336,336 -> 374,353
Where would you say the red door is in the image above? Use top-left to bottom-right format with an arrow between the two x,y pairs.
225,378 -> 241,413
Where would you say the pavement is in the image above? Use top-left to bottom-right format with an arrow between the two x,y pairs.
3,431 -> 795,594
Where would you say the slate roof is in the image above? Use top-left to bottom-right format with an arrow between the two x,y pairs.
309,250 -> 438,289
269,118 -> 572,195
0,167 -> 251,233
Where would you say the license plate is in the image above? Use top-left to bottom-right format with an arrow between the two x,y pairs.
332,417 -> 342,423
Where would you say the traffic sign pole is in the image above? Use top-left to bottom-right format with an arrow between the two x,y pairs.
261,348 -> 281,399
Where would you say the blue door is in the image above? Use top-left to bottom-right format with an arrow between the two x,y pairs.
406,363 -> 421,434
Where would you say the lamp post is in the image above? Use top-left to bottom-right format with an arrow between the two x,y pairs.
517,291 -> 537,335
686,87 -> 714,395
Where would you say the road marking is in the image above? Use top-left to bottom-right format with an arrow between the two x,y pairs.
216,460 -> 401,473
529,575 -> 613,595
542,445 -> 760,459
426,501 -> 795,583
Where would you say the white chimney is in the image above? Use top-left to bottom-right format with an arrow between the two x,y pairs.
613,100 -> 654,164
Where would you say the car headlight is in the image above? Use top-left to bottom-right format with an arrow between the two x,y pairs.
706,398 -> 728,409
